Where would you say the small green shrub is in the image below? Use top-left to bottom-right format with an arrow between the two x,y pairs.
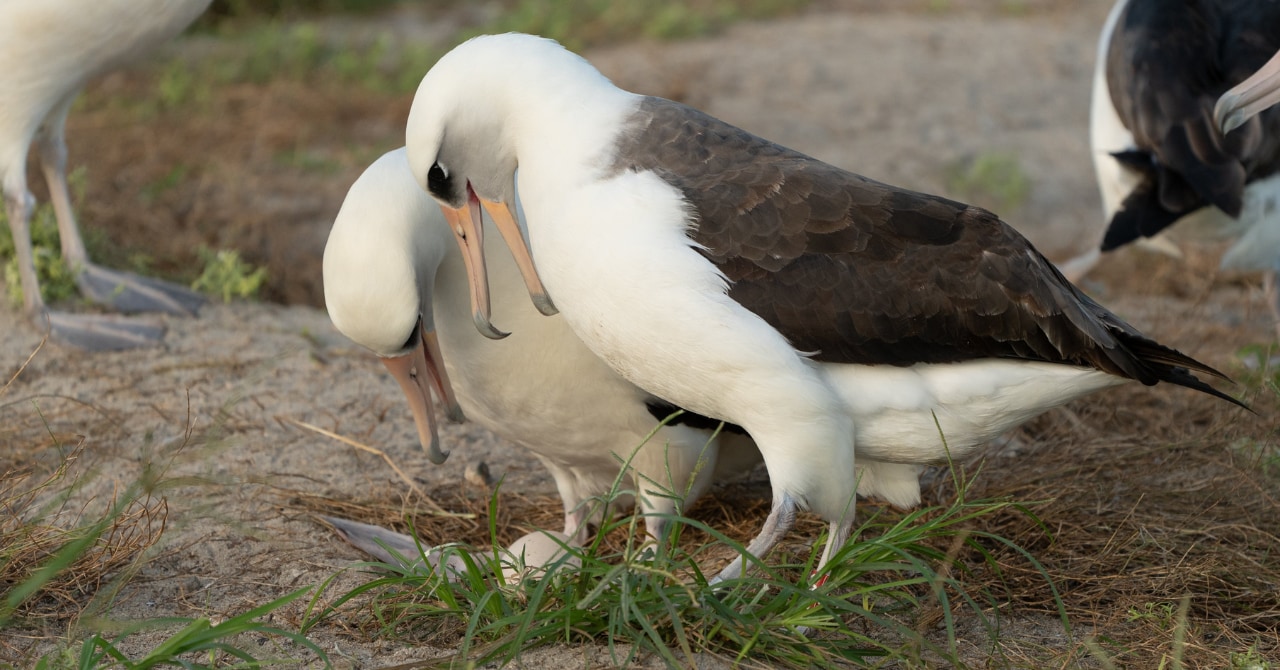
190,247 -> 268,303
946,151 -> 1032,213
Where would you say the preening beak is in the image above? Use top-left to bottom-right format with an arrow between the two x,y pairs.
479,199 -> 557,317
382,318 -> 464,465
1216,50 -> 1280,135
441,191 -> 509,340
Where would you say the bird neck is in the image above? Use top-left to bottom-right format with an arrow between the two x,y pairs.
500,73 -> 638,186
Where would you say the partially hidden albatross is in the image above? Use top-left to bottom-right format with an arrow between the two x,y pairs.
324,147 -> 764,546
403,34 -> 1247,584
1061,0 -> 1280,332
1,0 -> 209,350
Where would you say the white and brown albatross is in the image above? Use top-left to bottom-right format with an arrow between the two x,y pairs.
1,0 -> 209,351
404,34 -> 1246,584
1063,0 -> 1280,328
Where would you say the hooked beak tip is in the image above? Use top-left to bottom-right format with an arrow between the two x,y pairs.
446,404 -> 466,423
427,439 -> 451,465
1222,110 -> 1246,135
474,310 -> 510,340
1214,94 -> 1240,134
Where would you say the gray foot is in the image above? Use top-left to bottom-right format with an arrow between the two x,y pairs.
78,263 -> 205,316
44,310 -> 166,351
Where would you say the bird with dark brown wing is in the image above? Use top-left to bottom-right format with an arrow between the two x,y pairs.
405,33 -> 1246,588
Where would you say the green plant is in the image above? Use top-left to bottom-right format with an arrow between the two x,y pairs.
0,203 -> 77,308
154,59 -> 211,111
304,463 -> 1059,667
1231,645 -> 1274,670
47,587 -> 327,669
190,247 -> 268,303
1234,342 -> 1280,391
0,166 -> 98,307
1126,601 -> 1178,630
946,151 -> 1032,213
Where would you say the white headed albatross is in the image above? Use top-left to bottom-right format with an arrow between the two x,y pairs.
1062,0 -> 1280,332
323,148 -> 936,558
404,33 -> 1246,584
1,0 -> 209,350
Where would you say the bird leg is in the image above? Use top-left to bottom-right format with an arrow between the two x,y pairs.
36,96 -> 204,318
562,503 -> 593,546
709,493 -> 798,584
813,517 -> 855,587
4,177 -> 42,318
7,152 -> 165,350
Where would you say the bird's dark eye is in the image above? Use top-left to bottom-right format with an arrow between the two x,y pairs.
427,162 -> 450,197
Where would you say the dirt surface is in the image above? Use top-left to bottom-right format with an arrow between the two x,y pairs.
3,1 -> 1278,667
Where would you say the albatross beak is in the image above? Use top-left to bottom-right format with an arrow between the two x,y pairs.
1216,50 -> 1280,135
441,192 -> 509,340
479,199 -> 558,317
382,319 -> 464,465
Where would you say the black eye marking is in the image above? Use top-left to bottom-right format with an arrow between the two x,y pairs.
427,162 -> 450,197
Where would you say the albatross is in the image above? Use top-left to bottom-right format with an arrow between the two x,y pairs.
1,0 -> 209,350
1061,0 -> 1280,330
403,34 -> 1246,584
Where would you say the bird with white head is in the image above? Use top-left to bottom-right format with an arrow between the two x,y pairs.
404,34 -> 1246,585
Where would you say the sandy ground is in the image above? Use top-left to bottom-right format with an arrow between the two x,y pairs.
3,1 -> 1276,667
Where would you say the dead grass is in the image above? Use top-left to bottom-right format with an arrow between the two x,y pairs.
1,343 -> 184,662
0,420 -> 169,652
0,453 -> 168,623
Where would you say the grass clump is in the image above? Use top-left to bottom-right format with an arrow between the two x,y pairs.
1232,645 -> 1274,670
0,442 -> 167,626
0,169 -> 93,308
305,474 -> 1057,667
187,22 -> 442,96
190,247 -> 267,303
29,587 -> 326,669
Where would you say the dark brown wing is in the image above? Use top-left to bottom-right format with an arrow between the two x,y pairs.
609,96 -> 1242,406
1102,0 -> 1280,249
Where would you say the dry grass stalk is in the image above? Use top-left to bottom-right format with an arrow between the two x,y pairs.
0,440 -> 168,623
